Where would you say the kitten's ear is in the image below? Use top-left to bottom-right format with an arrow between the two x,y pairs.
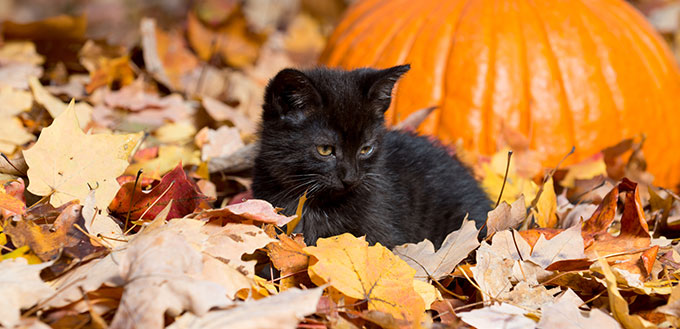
367,64 -> 410,112
263,68 -> 321,121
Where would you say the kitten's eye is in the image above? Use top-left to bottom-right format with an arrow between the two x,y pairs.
316,145 -> 334,156
360,145 -> 374,156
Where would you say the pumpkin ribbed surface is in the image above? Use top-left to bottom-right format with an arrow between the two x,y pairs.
320,0 -> 680,188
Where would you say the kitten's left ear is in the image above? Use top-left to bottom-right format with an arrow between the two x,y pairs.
367,64 -> 410,112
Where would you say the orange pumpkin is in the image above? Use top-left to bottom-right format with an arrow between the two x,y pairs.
320,0 -> 680,188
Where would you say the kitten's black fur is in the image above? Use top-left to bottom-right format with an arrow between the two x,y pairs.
252,65 -> 491,249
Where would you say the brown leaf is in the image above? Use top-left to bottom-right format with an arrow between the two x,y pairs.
393,218 -> 480,281
109,227 -> 232,329
0,258 -> 54,328
3,203 -> 84,261
486,195 -> 526,237
190,199 -> 295,226
168,287 -> 323,329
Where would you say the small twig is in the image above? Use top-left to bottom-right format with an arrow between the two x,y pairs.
125,169 -> 144,231
495,151 -> 513,207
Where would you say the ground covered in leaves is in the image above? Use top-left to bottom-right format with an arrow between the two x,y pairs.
1,2 -> 680,329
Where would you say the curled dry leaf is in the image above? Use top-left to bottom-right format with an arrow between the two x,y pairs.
190,199 -> 295,227
202,97 -> 257,135
198,126 -> 246,162
486,195 -> 526,237
0,258 -> 54,328
458,303 -> 536,329
168,287 -> 323,329
23,103 -> 142,209
596,257 -> 655,329
109,228 -> 232,329
393,218 -> 480,281
538,289 -> 621,329
109,163 -> 211,221
3,203 -> 85,261
304,233 -> 426,326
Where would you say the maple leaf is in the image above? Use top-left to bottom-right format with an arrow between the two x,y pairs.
304,233 -> 426,326
109,163 -> 211,221
393,218 -> 480,281
539,289 -> 621,329
168,287 -> 323,329
458,303 -> 536,329
0,258 -> 54,328
202,223 -> 275,278
23,102 -> 142,210
2,203 -> 94,261
109,228 -> 232,329
486,195 -> 526,237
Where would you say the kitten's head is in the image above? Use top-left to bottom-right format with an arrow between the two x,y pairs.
256,65 -> 410,200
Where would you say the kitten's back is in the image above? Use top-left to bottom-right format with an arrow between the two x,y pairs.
382,130 -> 490,246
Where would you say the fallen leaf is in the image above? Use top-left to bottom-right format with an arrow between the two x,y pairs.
82,190 -> 125,248
29,76 -> 93,129
109,227 -> 232,329
538,288 -> 621,329
202,223 -> 275,278
198,126 -> 245,161
534,177 -> 558,228
0,258 -> 54,328
526,225 -> 586,269
23,102 -> 142,209
597,256 -> 655,329
125,145 -> 201,177
0,180 -> 26,217
0,41 -> 44,66
191,199 -> 295,226
458,303 -> 536,329
393,218 -> 480,281
156,122 -> 197,144
0,116 -> 34,155
3,203 -> 86,261
109,163 -> 211,221
168,287 -> 323,329
202,97 -> 257,135
486,195 -> 526,237
304,233 -> 426,325
0,63 -> 43,90
0,86 -> 33,115
560,153 -> 608,188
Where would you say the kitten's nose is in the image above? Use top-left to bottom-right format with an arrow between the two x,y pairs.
339,168 -> 359,188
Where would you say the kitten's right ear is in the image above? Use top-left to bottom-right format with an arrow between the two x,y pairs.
263,68 -> 321,121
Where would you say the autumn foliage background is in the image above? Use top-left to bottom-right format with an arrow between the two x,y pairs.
1,0 -> 680,328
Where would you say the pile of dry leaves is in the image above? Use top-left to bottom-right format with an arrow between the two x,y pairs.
2,5 -> 680,329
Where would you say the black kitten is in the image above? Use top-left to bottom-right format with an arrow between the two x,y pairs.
252,65 -> 491,249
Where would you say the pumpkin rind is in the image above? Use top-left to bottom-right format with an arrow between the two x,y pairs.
320,0 -> 680,188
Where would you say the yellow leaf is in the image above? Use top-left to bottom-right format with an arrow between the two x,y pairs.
0,117 -> 34,154
534,177 -> 558,228
125,145 -> 200,177
29,76 -> 92,129
304,233 -> 425,326
413,280 -> 437,309
481,148 -> 538,205
0,87 -> 33,116
23,102 -> 142,209
597,256 -> 655,329
561,153 -> 607,188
